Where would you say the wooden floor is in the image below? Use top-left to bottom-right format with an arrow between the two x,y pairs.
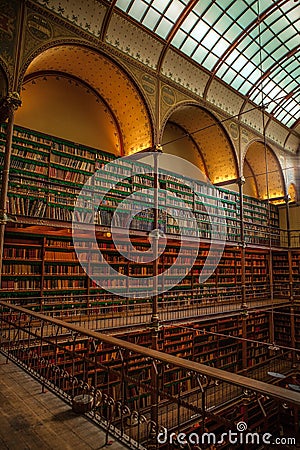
0,354 -> 127,450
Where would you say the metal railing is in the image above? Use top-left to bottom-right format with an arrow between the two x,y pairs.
2,287 -> 289,331
0,301 -> 299,449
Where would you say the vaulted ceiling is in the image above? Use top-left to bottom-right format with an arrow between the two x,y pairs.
35,0 -> 299,134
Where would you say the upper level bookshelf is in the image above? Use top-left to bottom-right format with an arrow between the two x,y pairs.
0,123 -> 280,246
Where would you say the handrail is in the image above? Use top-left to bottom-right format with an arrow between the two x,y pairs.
1,300 -> 299,407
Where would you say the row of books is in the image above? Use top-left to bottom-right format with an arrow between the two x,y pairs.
49,167 -> 87,184
10,158 -> 48,174
44,265 -> 85,275
12,147 -> 48,162
44,279 -> 86,289
52,142 -> 96,160
8,196 -> 47,217
2,280 -> 40,289
51,153 -> 94,172
3,247 -> 41,260
2,264 -> 41,275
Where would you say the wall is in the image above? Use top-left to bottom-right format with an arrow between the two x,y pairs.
15,76 -> 121,154
161,122 -> 207,181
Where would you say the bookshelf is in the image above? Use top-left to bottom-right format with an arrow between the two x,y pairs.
273,306 -> 292,348
118,312 -> 272,374
0,123 -> 280,246
272,250 -> 290,298
246,312 -> 270,367
2,230 -> 284,308
292,251 -> 300,299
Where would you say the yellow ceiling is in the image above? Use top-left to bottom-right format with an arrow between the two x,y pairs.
17,75 -> 121,154
25,45 -> 153,155
162,105 -> 238,184
244,142 -> 285,200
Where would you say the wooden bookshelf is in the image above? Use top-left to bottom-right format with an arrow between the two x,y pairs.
0,123 -> 280,245
2,229 -> 284,307
292,251 -> 300,299
272,250 -> 290,298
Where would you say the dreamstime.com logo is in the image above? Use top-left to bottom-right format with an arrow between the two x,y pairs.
72,153 -> 227,298
157,421 -> 296,447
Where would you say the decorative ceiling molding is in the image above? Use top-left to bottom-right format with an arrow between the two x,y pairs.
99,0 -> 118,41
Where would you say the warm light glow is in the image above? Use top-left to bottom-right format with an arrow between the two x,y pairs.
288,183 -> 297,203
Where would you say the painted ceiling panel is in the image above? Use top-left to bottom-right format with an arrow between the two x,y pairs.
266,120 -> 290,148
106,13 -> 163,69
36,0 -> 107,36
162,49 -> 209,97
207,79 -> 244,118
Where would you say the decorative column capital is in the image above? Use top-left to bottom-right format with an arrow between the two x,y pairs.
4,92 -> 22,111
0,92 -> 22,122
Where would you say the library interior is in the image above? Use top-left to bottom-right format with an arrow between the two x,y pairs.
0,0 -> 299,449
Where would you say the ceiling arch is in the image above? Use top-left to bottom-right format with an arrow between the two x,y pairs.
22,44 -> 153,155
161,104 -> 238,184
162,120 -> 208,177
17,72 -> 122,154
243,141 -> 286,200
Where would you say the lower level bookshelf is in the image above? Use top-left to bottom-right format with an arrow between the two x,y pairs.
2,227 -> 298,308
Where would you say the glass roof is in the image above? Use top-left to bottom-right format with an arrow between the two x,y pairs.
115,0 -> 300,128
116,0 -> 190,39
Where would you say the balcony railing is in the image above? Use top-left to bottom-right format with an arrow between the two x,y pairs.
0,301 -> 299,449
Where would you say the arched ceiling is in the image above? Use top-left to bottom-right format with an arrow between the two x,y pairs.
162,121 -> 207,176
24,45 -> 153,155
244,142 -> 285,199
17,74 -> 122,154
32,0 -> 300,151
162,105 -> 238,184
113,0 -> 299,129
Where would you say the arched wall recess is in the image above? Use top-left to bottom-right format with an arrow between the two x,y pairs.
160,103 -> 238,184
16,74 -> 121,154
162,122 -> 208,178
19,43 -> 154,155
243,141 -> 286,200
243,159 -> 258,198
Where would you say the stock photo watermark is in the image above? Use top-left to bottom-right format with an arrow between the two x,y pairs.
72,153 -> 227,298
157,421 -> 296,447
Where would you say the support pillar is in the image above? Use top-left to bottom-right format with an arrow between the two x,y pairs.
237,176 -> 248,373
0,92 -> 22,289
